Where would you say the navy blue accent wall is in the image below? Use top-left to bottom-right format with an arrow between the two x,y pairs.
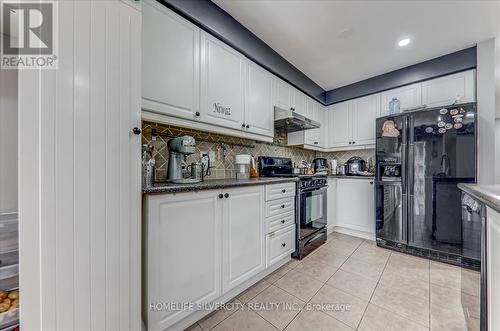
324,47 -> 477,104
158,0 -> 326,103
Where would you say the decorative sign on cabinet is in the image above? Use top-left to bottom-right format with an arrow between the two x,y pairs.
200,32 -> 246,131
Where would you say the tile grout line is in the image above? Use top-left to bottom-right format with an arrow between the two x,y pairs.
354,249 -> 391,330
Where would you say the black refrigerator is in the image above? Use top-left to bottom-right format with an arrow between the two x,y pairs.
375,103 -> 479,270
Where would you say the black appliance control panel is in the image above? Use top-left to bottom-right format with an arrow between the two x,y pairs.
300,178 -> 327,190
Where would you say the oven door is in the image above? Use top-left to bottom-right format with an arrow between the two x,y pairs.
299,186 -> 327,227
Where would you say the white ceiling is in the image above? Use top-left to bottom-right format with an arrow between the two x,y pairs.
212,0 -> 500,91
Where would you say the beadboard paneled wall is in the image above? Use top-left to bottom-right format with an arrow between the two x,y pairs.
18,1 -> 141,330
142,121 -> 375,181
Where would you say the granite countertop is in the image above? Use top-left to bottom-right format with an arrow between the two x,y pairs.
143,177 -> 299,194
458,183 -> 500,213
328,175 -> 375,179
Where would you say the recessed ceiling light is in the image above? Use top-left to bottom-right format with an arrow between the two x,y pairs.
398,38 -> 410,47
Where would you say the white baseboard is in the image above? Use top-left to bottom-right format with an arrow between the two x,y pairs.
330,226 -> 376,241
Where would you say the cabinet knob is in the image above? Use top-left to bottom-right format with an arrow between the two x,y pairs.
348,141 -> 352,144
314,142 -> 318,145
218,193 -> 224,199
246,124 -> 250,129
370,181 -> 374,185
241,123 -> 246,127
353,141 -> 356,144
281,220 -> 285,224
224,193 -> 229,198
282,189 -> 286,193
281,204 -> 285,208
281,243 -> 286,247
132,127 -> 141,135
195,111 -> 200,117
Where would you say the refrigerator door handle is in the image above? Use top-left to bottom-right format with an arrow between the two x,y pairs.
407,115 -> 415,243
402,193 -> 408,242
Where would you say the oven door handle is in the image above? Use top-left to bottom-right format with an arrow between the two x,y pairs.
300,186 -> 328,194
304,231 -> 326,246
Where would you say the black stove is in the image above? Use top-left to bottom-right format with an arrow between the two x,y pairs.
258,156 -> 327,259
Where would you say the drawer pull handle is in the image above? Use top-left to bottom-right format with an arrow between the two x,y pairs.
281,204 -> 285,208
281,220 -> 285,224
282,189 -> 286,193
281,243 -> 286,247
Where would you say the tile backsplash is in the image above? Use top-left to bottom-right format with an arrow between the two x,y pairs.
142,121 -> 374,181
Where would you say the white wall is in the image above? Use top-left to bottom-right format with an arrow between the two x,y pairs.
476,38 -> 497,185
0,68 -> 18,214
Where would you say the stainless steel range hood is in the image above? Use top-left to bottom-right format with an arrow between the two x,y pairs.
274,106 -> 320,132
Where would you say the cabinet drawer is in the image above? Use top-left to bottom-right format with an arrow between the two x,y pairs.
266,225 -> 295,267
266,197 -> 294,218
267,211 -> 294,234
265,183 -> 296,201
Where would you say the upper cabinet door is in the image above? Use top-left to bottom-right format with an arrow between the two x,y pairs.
422,70 -> 475,107
305,101 -> 323,147
200,32 -> 246,130
273,78 -> 292,111
380,83 -> 422,115
292,89 -> 307,116
327,101 -> 352,148
222,186 -> 265,293
245,61 -> 274,137
352,94 -> 380,146
142,0 -> 200,119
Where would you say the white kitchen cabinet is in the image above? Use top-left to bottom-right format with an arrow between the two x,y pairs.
292,89 -> 307,116
351,94 -> 380,146
326,178 -> 337,232
266,225 -> 295,267
142,0 -> 200,120
421,70 -> 475,107
487,207 -> 500,331
305,102 -> 322,147
145,191 -> 222,330
336,179 -> 375,235
273,78 -> 293,111
287,99 -> 326,150
244,61 -> 274,137
327,101 -> 352,148
200,32 -> 246,130
380,83 -> 422,115
222,186 -> 266,293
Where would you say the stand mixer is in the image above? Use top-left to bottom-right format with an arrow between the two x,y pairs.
167,136 -> 201,184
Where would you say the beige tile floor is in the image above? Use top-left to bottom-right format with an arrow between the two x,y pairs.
186,232 -> 480,331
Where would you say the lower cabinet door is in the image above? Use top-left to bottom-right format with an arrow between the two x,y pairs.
336,179 -> 375,234
266,225 -> 295,267
145,191 -> 222,330
222,186 -> 266,293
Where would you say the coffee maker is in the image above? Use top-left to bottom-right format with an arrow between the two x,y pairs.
167,136 -> 201,184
